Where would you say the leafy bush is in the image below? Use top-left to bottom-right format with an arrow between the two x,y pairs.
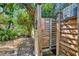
16,9 -> 33,37
0,29 -> 17,41
16,9 -> 30,26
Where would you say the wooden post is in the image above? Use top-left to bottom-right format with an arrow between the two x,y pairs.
77,4 -> 79,56
56,13 -> 61,56
35,4 -> 41,56
49,18 -> 52,49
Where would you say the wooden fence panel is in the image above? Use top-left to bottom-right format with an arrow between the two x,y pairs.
38,18 -> 56,55
59,17 -> 78,56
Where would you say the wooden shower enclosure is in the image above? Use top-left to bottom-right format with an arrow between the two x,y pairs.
37,17 -> 78,56
36,4 -> 79,56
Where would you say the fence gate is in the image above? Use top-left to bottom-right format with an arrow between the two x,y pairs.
59,17 -> 78,56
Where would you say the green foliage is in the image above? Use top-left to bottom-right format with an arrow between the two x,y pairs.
14,25 -> 28,37
0,29 -> 17,41
0,3 -> 35,40
16,9 -> 33,36
0,13 -> 17,29
42,4 -> 54,12
42,3 -> 55,18
3,3 -> 20,15
16,9 -> 30,25
0,13 -> 10,24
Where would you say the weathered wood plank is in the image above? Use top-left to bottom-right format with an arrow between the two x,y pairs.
60,32 -> 77,35
60,16 -> 77,22
60,28 -> 77,30
61,36 -> 77,40
60,41 -> 78,52
60,39 -> 77,47
60,23 -> 77,26
59,45 -> 76,56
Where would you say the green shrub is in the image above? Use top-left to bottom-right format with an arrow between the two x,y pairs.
0,29 -> 17,41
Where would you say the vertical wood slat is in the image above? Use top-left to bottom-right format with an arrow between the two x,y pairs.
49,19 -> 52,49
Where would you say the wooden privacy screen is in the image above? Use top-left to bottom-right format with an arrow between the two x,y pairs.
38,18 -> 50,55
39,18 -> 50,50
41,18 -> 50,48
59,17 -> 78,56
38,18 -> 56,55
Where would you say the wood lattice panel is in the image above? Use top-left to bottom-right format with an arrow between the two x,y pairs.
59,17 -> 78,56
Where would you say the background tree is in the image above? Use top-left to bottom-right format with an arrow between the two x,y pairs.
42,3 -> 56,18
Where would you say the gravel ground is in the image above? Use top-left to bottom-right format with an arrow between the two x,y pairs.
0,38 -> 35,56
17,38 -> 35,56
